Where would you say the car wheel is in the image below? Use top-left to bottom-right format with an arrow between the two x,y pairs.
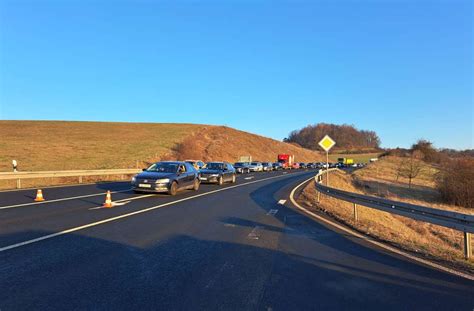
231,174 -> 236,183
168,181 -> 178,196
193,179 -> 200,191
218,176 -> 224,185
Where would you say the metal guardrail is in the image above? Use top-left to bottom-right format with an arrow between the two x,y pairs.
0,169 -> 140,188
314,169 -> 473,259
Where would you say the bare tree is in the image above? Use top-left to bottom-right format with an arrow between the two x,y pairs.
398,153 -> 423,188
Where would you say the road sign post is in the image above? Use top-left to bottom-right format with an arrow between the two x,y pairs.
464,231 -> 471,260
318,135 -> 336,186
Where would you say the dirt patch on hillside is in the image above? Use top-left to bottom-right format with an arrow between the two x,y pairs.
171,126 -> 324,163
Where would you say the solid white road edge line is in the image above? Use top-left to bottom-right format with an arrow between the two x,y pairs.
289,177 -> 474,282
0,172 -> 298,253
0,189 -> 132,210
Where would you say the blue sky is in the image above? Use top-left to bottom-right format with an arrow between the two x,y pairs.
0,0 -> 472,149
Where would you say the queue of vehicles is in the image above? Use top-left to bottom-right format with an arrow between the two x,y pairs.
131,155 -> 366,196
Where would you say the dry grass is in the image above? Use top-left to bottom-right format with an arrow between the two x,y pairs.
329,152 -> 381,164
353,156 -> 473,213
0,121 -> 324,189
297,169 -> 474,273
0,121 -> 204,171
171,126 -> 325,163
354,156 -> 437,188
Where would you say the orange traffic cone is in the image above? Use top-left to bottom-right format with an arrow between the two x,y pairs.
103,190 -> 113,208
34,189 -> 45,202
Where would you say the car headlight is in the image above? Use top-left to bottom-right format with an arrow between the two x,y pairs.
131,176 -> 136,183
155,178 -> 170,184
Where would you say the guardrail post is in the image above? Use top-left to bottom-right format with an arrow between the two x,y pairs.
353,203 -> 358,222
16,178 -> 21,189
464,231 -> 471,260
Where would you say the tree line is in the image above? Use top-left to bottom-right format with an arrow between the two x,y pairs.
284,123 -> 381,151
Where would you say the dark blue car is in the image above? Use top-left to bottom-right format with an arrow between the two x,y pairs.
131,161 -> 200,195
199,162 -> 236,185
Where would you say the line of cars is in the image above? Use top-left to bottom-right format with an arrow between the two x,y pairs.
233,161 -> 284,173
130,159 -> 320,196
131,160 -> 238,195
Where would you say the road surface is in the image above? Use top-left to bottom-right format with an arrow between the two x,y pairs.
0,170 -> 473,310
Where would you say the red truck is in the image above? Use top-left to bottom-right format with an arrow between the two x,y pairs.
277,154 -> 294,169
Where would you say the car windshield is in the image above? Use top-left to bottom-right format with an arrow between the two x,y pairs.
206,163 -> 224,170
146,162 -> 178,173
234,162 -> 244,167
251,162 -> 259,165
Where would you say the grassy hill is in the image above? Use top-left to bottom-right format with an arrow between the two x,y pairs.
0,121 -> 324,172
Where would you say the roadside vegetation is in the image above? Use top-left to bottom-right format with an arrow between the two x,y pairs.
297,139 -> 474,272
379,140 -> 474,209
298,170 -> 474,273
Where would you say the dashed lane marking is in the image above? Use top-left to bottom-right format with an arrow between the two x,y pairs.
266,209 -> 279,216
247,226 -> 261,240
278,199 -> 286,205
88,194 -> 154,210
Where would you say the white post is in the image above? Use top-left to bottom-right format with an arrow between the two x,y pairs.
353,203 -> 358,222
326,151 -> 329,186
464,231 -> 471,260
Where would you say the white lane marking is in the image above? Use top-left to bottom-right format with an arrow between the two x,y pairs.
88,200 -> 134,210
89,206 -> 105,210
111,201 -> 131,206
244,176 -> 254,180
283,172 -> 288,174
278,199 -> 286,205
247,226 -> 261,240
0,173 -> 300,253
266,209 -> 279,216
88,194 -> 153,210
0,189 -> 132,210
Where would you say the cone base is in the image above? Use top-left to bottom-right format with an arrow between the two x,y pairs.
34,198 -> 45,202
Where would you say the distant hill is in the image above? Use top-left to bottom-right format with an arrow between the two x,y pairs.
169,126 -> 324,164
285,123 -> 381,152
0,121 -> 323,171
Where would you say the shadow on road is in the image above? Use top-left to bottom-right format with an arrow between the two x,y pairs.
1,230 -> 473,311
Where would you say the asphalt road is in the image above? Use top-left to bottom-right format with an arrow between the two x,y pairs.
0,170 -> 473,310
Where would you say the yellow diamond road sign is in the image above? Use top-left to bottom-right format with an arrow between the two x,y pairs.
318,135 -> 336,152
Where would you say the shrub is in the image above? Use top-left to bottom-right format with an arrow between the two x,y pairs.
436,158 -> 474,208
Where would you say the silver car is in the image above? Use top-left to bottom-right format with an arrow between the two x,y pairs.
248,161 -> 263,172
262,162 -> 273,171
